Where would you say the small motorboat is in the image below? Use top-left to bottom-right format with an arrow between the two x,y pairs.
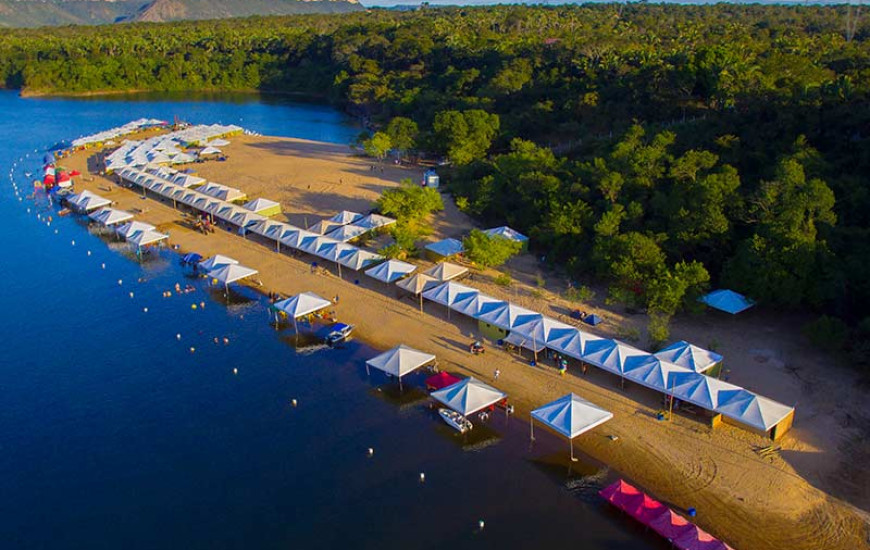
438,408 -> 473,433
325,322 -> 354,346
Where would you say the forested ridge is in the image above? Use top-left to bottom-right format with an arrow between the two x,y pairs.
1,5 -> 869,357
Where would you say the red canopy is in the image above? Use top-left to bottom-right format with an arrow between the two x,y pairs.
57,172 -> 70,182
43,174 -> 55,185
425,371 -> 461,391
599,479 -> 644,511
649,509 -> 695,541
674,525 -> 733,550
69,170 -> 81,176
627,494 -> 668,525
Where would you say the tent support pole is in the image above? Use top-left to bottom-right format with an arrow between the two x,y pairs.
530,418 -> 535,442
419,294 -> 423,314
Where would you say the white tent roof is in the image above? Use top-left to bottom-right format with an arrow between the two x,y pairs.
127,229 -> 168,247
668,371 -> 729,410
274,292 -> 332,319
199,254 -> 239,271
450,292 -> 503,318
476,302 -> 540,331
545,327 -> 605,361
655,340 -> 723,374
116,221 -> 156,239
325,224 -> 369,242
315,241 -> 355,262
422,281 -> 479,307
624,358 -> 692,391
328,210 -> 363,225
279,228 -> 316,249
88,207 -> 134,226
431,377 -> 507,416
207,263 -> 258,285
249,219 -> 289,240
531,393 -> 613,439
395,273 -> 440,295
69,190 -> 111,211
356,213 -> 396,230
581,340 -> 652,376
422,262 -> 468,282
298,235 -> 330,255
714,388 -> 794,432
337,248 -> 384,271
308,220 -> 344,235
243,198 -> 280,214
200,146 -> 222,156
365,259 -> 417,283
207,138 -> 230,147
365,344 -> 436,378
230,210 -> 266,228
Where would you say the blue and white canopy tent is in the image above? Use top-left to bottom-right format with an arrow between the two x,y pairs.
530,393 -> 613,461
273,291 -> 332,331
431,377 -> 507,417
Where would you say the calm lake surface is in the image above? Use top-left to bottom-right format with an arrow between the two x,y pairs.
0,90 -> 652,549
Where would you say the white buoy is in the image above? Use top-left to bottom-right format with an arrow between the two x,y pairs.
101,263 -> 106,269
367,448 -> 374,457
117,279 -> 123,285
478,520 -> 485,531
190,347 -> 195,353
233,368 -> 238,375
129,292 -> 134,298
143,307 -> 148,313
419,473 -> 425,483
87,251 -> 91,256
71,240 -> 75,246
291,399 -> 298,407
176,333 -> 182,340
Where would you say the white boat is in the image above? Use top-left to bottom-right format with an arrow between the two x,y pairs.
438,408 -> 473,433
325,323 -> 354,346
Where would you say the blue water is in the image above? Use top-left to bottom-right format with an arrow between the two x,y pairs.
0,90 -> 650,549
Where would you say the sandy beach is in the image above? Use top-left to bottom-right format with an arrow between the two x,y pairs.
61,133 -> 870,550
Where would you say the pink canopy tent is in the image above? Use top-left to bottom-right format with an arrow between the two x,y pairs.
674,525 -> 733,550
599,480 -> 644,511
627,494 -> 668,525
649,509 -> 695,541
425,371 -> 462,391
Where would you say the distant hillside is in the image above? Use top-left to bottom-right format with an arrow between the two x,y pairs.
0,0 -> 362,28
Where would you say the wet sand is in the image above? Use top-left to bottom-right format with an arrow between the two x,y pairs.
61,134 -> 870,550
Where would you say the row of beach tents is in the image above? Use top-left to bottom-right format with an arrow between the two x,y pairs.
104,124 -> 242,172
70,118 -> 168,149
405,278 -> 793,437
66,189 -> 170,248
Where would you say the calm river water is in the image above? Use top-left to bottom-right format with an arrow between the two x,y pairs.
0,90 -> 653,549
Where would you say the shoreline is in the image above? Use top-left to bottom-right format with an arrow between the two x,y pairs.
59,132 -> 870,550
16,87 -> 330,101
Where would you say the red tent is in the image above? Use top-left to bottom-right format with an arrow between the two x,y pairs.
69,170 -> 81,176
627,494 -> 668,525
43,174 -> 55,186
599,479 -> 644,511
425,371 -> 461,391
649,509 -> 695,541
674,525 -> 733,550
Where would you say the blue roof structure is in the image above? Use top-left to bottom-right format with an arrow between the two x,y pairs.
424,238 -> 464,258
700,289 -> 755,315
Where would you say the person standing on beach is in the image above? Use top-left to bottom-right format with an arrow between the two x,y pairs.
494,368 -> 500,381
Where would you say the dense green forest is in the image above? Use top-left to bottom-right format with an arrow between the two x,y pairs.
1,5 -> 869,357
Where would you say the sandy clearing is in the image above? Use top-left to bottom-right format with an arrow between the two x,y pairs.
58,134 -> 870,550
